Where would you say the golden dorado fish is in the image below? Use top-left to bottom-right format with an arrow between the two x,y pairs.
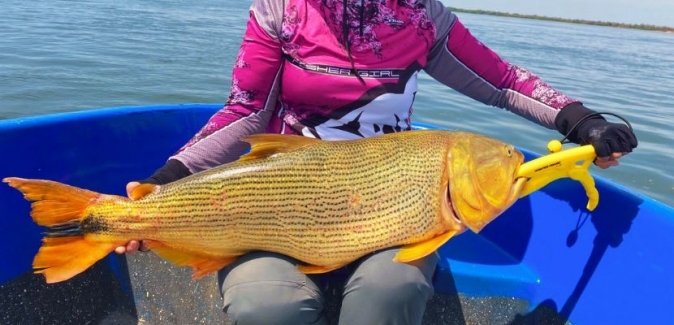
4,130 -> 527,284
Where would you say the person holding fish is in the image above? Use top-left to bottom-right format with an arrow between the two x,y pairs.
114,0 -> 638,324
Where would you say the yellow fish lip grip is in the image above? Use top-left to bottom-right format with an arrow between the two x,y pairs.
517,140 -> 598,211
516,112 -> 633,211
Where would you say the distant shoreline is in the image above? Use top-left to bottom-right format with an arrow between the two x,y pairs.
448,7 -> 674,33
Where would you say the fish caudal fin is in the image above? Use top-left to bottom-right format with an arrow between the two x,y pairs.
393,230 -> 459,263
3,177 -> 99,226
3,177 -> 118,283
145,240 -> 239,279
34,238 -> 117,283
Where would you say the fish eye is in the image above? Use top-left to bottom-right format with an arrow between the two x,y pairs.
505,146 -> 512,157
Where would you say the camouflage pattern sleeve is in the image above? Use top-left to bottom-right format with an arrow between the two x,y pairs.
422,2 -> 579,129
169,8 -> 284,173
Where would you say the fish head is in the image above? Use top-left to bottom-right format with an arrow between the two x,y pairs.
446,133 -> 527,233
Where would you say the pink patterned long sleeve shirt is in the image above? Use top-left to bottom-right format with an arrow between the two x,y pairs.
170,0 -> 578,173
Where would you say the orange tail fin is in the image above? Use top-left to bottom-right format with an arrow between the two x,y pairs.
3,177 -> 100,226
3,177 -> 118,283
33,237 -> 117,283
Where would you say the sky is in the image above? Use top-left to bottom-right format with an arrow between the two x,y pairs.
440,0 -> 674,27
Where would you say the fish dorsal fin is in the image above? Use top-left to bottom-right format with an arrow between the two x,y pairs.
239,134 -> 322,161
129,184 -> 158,200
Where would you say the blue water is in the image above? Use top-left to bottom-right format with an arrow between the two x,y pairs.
1,0 -> 673,206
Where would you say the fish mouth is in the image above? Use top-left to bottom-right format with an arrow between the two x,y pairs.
444,184 -> 463,225
512,170 -> 528,198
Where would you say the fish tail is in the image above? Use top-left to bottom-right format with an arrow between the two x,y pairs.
3,177 -> 99,226
3,177 -> 118,283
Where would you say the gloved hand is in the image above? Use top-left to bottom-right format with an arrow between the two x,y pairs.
555,103 -> 638,168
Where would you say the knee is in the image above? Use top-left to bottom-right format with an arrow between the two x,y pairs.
223,281 -> 324,325
351,269 -> 435,306
339,263 -> 436,324
217,252 -> 326,325
343,251 -> 437,310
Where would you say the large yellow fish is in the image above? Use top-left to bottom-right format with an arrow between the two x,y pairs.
4,130 -> 527,284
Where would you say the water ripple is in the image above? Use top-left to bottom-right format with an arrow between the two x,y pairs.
0,2 -> 672,206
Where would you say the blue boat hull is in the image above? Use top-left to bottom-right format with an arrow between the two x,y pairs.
1,104 -> 672,324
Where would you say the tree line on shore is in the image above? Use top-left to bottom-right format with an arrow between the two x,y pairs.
448,7 -> 674,33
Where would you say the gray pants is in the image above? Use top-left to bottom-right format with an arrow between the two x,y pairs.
217,248 -> 437,325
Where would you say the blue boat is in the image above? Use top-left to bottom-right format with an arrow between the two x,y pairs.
1,104 -> 672,324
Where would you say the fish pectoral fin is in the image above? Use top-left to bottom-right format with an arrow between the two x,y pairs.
393,230 -> 459,263
296,263 -> 347,274
239,134 -> 322,161
128,184 -> 158,200
33,237 -> 119,284
145,241 -> 239,280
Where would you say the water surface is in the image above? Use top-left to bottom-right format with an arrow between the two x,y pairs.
1,0 -> 672,205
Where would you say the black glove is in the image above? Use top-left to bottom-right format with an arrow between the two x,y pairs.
138,158 -> 192,185
555,103 -> 638,158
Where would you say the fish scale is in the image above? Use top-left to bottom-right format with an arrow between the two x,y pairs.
85,131 -> 451,265
5,129 -> 524,283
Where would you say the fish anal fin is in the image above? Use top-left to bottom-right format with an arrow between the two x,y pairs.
145,241 -> 239,279
393,230 -> 459,263
129,184 -> 158,200
296,263 -> 347,274
190,256 -> 241,280
239,134 -> 322,161
33,237 -> 119,284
